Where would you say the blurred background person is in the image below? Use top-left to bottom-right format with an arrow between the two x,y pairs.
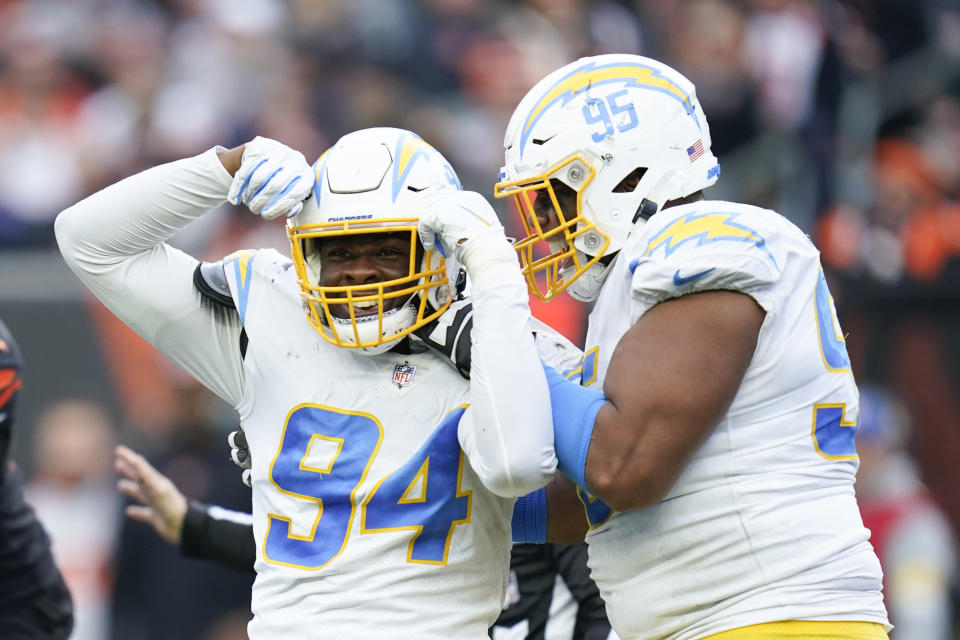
25,398 -> 119,640
856,384 -> 957,640
109,373 -> 253,640
0,318 -> 73,639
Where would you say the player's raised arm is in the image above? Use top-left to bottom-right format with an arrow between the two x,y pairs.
54,138 -> 313,407
419,191 -> 557,498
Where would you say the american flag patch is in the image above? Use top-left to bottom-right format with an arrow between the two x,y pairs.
392,362 -> 416,387
687,140 -> 704,162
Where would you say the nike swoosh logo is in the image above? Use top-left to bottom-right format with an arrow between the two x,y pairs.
673,267 -> 715,286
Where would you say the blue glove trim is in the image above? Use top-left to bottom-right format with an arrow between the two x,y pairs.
511,487 -> 547,543
264,175 -> 303,214
543,363 -> 603,489
250,167 -> 283,200
234,158 -> 267,203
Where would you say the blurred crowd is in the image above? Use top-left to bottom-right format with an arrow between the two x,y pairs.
2,0 -> 960,638
3,0 -> 959,273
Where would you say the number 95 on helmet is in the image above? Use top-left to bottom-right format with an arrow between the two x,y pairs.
495,54 -> 721,302
287,128 -> 463,355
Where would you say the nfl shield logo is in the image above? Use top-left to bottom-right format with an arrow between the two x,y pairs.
392,362 -> 415,387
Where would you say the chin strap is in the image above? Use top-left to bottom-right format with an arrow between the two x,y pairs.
565,251 -> 619,302
632,198 -> 658,224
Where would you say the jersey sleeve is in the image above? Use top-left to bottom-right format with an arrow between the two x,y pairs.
194,260 -> 237,309
55,148 -> 246,407
627,205 -> 786,318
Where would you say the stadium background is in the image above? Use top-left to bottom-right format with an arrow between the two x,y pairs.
0,0 -> 958,638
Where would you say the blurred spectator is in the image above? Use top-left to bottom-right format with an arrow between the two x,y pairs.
110,375 -> 253,640
856,385 -> 957,640
661,0 -> 760,157
742,0 -> 825,133
0,0 -> 955,248
26,398 -> 119,640
818,135 -> 960,289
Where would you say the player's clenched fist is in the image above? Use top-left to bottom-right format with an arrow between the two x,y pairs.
228,136 -> 314,220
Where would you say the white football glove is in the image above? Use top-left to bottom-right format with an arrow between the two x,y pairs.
227,429 -> 252,488
227,136 -> 314,220
418,190 -> 505,261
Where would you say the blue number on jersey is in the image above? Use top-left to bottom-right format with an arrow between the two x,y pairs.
264,404 -> 473,569
362,407 -> 472,564
812,403 -> 858,460
811,269 -> 858,459
814,270 -> 851,373
578,486 -> 614,529
264,404 -> 383,569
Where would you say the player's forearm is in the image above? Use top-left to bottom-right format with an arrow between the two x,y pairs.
459,235 -> 557,498
56,148 -> 233,264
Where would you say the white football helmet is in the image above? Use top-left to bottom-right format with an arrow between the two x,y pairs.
287,127 -> 463,354
495,54 -> 721,301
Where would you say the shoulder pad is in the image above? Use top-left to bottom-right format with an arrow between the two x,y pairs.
628,203 -> 791,308
639,203 -> 782,271
193,261 -> 235,309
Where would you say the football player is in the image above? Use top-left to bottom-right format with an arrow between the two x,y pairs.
0,319 -> 74,638
55,128 -> 576,638
492,54 -> 891,639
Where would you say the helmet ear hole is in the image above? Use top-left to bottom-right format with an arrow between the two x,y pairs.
613,167 -> 648,193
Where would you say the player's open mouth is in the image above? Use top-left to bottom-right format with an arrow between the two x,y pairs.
547,239 -> 574,270
328,293 -> 403,319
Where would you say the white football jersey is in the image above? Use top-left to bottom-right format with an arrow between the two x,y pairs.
221,248 -> 514,638
578,200 -> 889,639
54,149 -> 571,640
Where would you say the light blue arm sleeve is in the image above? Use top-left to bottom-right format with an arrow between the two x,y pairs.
542,363 -> 604,490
